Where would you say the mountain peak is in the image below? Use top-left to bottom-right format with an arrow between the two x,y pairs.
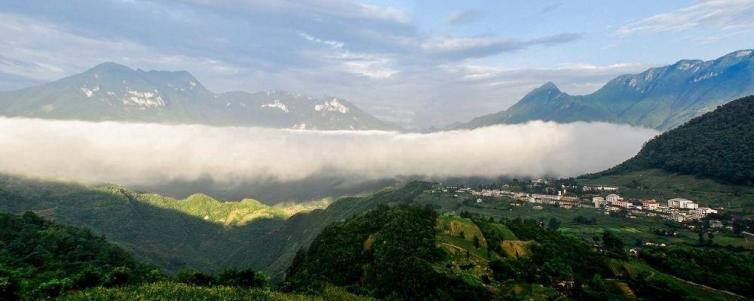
86,62 -> 133,74
724,49 -> 753,59
539,81 -> 559,91
527,81 -> 562,96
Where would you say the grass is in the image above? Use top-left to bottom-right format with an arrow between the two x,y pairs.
499,240 -> 532,258
436,215 -> 488,248
607,260 -> 742,301
487,223 -> 518,240
499,282 -> 563,300
59,282 -> 373,301
132,190 -> 329,226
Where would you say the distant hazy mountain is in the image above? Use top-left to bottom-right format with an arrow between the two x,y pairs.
0,62 -> 397,131
458,49 -> 754,131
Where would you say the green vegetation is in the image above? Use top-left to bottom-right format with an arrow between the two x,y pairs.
284,206 -> 490,300
284,205 -> 749,300
0,174 -> 434,277
0,212 -> 159,300
603,95 -> 754,186
61,282 -> 373,301
135,192 -> 328,226
60,282 -> 314,301
639,247 -> 754,296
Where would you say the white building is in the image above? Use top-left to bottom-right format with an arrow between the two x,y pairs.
592,196 -> 606,208
668,198 -> 698,209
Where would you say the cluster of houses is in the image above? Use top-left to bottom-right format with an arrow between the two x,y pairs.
469,188 -> 591,209
435,184 -> 721,224
592,194 -> 718,222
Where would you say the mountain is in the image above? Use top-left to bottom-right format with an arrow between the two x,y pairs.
597,95 -> 754,186
0,173 -> 429,278
0,62 -> 397,131
0,211 -> 158,300
459,49 -> 754,131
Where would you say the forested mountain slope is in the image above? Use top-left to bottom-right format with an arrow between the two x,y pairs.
0,174 -> 429,278
599,95 -> 754,186
0,212 -> 158,300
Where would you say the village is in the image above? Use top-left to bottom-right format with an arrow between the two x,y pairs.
433,179 -> 725,226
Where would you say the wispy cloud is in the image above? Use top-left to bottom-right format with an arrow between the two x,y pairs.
446,10 -> 481,25
540,2 -> 563,14
421,33 -> 582,60
617,0 -> 754,37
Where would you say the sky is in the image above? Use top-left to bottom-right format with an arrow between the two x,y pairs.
1,0 -> 754,127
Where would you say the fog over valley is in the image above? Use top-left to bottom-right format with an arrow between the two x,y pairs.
0,117 -> 657,202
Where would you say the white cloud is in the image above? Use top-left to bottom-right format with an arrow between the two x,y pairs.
0,118 -> 657,187
298,32 -> 345,49
617,0 -> 754,37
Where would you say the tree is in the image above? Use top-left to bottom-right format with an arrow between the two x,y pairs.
176,268 -> 215,286
218,268 -> 265,288
602,231 -> 623,251
548,218 -> 561,231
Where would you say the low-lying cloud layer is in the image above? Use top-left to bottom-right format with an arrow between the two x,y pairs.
0,118 -> 657,200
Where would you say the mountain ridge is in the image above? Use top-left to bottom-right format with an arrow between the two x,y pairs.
457,49 -> 754,130
0,62 -> 398,131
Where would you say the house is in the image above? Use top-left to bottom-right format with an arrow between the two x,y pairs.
641,199 -> 659,210
606,194 -> 632,208
668,198 -> 698,209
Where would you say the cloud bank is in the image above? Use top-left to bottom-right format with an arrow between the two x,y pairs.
0,118 -> 657,194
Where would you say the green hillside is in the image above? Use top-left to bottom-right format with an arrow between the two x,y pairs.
601,95 -> 754,186
283,206 -> 750,300
135,192 -> 328,226
0,174 -> 431,278
0,212 -> 158,300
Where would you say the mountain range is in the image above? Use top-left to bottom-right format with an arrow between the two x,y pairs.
458,49 -> 754,131
0,62 -> 396,131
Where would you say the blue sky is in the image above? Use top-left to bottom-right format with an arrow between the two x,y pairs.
1,0 -> 753,127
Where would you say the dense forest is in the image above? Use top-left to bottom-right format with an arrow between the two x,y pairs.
0,212 -> 158,300
0,211 -> 334,300
600,95 -> 754,185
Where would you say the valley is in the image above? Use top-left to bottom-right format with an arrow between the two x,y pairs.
3,3 -> 754,299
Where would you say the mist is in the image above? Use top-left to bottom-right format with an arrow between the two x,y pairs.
0,117 -> 658,201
